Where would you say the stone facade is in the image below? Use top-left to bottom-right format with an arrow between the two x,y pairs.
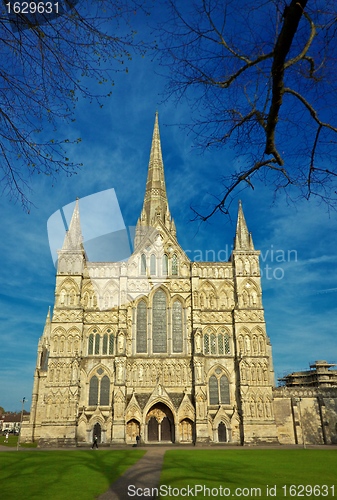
21,114 -> 336,446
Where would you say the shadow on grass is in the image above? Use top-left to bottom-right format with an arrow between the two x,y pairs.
159,450 -> 337,499
0,449 -> 145,500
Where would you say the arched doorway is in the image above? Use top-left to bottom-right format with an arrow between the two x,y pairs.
146,403 -> 174,443
218,422 -> 227,442
180,418 -> 193,442
126,419 -> 140,444
93,422 -> 102,443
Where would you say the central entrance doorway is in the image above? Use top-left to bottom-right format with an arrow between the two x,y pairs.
93,422 -> 102,444
146,403 -> 174,443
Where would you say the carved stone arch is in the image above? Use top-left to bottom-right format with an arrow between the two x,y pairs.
213,408 -> 231,428
170,293 -> 185,308
218,282 -> 235,308
101,279 -> 119,309
149,284 -> 170,302
59,277 -> 79,293
87,363 -> 112,380
143,396 -> 176,425
199,280 -> 218,309
208,363 -> 232,382
134,292 -> 148,306
125,403 -> 142,423
239,279 -> 261,307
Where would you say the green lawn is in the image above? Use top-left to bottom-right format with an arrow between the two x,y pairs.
1,434 -> 37,448
159,450 -> 337,499
0,449 -> 145,500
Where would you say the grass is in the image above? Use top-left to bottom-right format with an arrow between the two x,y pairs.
159,449 -> 337,499
1,434 -> 37,448
0,449 -> 145,500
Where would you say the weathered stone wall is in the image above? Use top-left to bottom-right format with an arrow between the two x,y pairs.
273,387 -> 337,445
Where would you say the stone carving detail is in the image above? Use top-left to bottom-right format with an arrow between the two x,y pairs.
243,391 -> 274,420
52,310 -> 83,322
195,388 -> 207,419
168,280 -> 191,292
115,358 -> 126,384
235,256 -> 259,276
84,311 -> 119,323
201,312 -> 232,323
44,389 -> 78,421
239,360 -> 269,385
237,333 -> 266,356
126,359 -> 192,387
234,310 -> 264,322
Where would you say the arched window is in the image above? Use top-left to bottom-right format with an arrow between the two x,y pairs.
210,333 -> 216,355
204,334 -> 210,354
172,254 -> 178,275
209,372 -> 230,405
102,333 -> 108,355
141,254 -> 147,275
150,254 -> 156,275
172,300 -> 183,353
218,334 -> 224,355
152,290 -> 167,353
94,333 -> 100,355
108,330 -> 114,355
88,334 -> 94,355
100,375 -> 110,405
89,376 -> 99,406
209,375 -> 219,405
162,254 -> 168,275
224,334 -> 230,354
220,375 -> 230,404
136,300 -> 147,353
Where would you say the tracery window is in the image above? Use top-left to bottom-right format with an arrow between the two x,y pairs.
162,254 -> 168,275
209,372 -> 230,405
136,300 -> 147,353
152,290 -> 167,353
204,330 -> 231,356
94,333 -> 100,355
141,254 -> 147,275
150,254 -> 156,275
88,330 -> 114,356
172,300 -> 183,353
102,333 -> 108,355
210,333 -> 216,355
172,254 -> 178,275
88,371 -> 111,406
204,334 -> 210,354
89,375 -> 99,405
100,375 -> 110,405
88,334 -> 94,355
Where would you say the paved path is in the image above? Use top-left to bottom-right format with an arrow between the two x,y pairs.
97,447 -> 166,500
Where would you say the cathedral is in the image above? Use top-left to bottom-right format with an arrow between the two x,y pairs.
21,113 -> 285,446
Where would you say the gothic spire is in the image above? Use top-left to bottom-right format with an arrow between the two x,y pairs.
234,200 -> 255,250
139,112 -> 171,228
62,198 -> 83,251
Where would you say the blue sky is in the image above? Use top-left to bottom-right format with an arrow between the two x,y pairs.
0,4 -> 336,412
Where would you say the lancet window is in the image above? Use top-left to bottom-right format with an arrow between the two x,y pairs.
136,300 -> 147,353
135,290 -> 185,354
209,372 -> 230,405
152,289 -> 167,353
172,300 -> 183,353
88,370 -> 111,406
204,329 -> 231,356
88,329 -> 115,356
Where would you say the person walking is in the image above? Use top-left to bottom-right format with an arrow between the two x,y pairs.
91,434 -> 98,449
4,431 -> 9,443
